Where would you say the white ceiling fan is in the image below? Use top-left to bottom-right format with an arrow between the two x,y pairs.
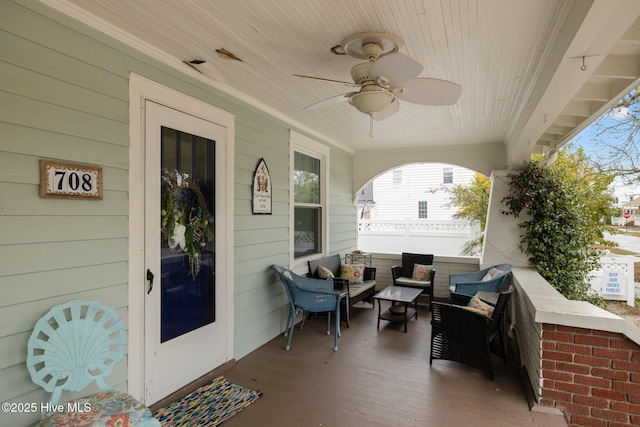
294,32 -> 462,136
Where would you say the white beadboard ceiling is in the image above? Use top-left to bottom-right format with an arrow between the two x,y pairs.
49,0 -> 640,165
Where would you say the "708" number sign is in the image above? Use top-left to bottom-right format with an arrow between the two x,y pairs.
40,160 -> 103,200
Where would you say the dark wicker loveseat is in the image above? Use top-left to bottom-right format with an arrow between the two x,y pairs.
308,254 -> 376,327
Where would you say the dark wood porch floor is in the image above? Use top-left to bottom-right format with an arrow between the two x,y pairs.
180,302 -> 566,427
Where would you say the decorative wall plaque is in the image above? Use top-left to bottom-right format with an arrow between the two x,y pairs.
40,160 -> 103,200
252,158 -> 272,214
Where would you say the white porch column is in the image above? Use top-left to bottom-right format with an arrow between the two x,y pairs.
481,170 -> 530,268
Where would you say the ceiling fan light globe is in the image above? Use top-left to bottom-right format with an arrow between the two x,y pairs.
349,90 -> 395,115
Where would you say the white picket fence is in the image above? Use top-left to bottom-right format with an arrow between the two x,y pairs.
357,219 -> 480,256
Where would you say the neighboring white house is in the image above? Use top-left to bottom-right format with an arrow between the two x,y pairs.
356,163 -> 481,255
610,181 -> 640,225
358,163 -> 478,220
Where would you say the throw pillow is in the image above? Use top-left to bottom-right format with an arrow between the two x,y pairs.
316,264 -> 335,279
412,263 -> 432,281
464,295 -> 495,318
340,263 -> 365,284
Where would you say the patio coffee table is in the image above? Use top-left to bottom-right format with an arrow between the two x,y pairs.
373,286 -> 423,333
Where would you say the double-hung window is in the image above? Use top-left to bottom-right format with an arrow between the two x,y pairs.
292,132 -> 328,262
443,167 -> 453,184
418,201 -> 428,218
393,169 -> 403,186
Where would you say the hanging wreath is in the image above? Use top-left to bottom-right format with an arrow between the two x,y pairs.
161,171 -> 214,279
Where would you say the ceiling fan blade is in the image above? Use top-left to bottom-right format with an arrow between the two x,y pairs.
397,77 -> 462,106
305,92 -> 356,110
293,74 -> 360,88
373,98 -> 399,121
370,52 -> 423,86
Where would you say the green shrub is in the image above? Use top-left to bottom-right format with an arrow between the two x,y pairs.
501,150 -> 614,306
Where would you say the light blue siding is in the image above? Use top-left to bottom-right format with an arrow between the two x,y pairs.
329,147 -> 358,254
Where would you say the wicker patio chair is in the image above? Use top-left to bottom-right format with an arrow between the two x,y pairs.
448,263 -> 512,304
430,284 -> 515,380
26,300 -> 161,426
391,252 -> 436,310
273,264 -> 341,351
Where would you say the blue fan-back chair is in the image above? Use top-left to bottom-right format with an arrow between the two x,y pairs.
448,263 -> 512,303
273,265 -> 341,351
26,300 -> 161,426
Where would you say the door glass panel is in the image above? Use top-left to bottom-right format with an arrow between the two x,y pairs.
160,126 -> 215,342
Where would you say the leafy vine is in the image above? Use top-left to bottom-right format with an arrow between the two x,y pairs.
501,157 -> 610,305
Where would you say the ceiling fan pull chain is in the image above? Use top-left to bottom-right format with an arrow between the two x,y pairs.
369,115 -> 374,138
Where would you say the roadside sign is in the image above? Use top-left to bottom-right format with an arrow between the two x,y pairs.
589,256 -> 635,307
624,211 -> 631,218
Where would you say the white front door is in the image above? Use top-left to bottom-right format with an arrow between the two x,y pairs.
143,100 -> 228,404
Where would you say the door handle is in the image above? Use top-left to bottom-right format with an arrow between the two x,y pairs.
146,269 -> 155,294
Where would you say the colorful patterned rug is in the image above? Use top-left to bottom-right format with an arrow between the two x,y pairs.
153,376 -> 262,426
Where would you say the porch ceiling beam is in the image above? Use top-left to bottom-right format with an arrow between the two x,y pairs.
552,115 -> 580,128
560,101 -> 594,117
609,78 -> 638,96
620,20 -> 640,43
593,55 -> 640,79
573,83 -> 615,101
561,100 -> 594,119
545,125 -> 572,136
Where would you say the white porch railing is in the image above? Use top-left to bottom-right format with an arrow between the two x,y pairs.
357,219 -> 480,256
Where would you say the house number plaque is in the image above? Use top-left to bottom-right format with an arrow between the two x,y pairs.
40,160 -> 103,200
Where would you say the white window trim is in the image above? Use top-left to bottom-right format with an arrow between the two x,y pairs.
290,131 -> 329,271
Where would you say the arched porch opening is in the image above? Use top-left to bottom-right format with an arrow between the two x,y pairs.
354,160 -> 489,259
